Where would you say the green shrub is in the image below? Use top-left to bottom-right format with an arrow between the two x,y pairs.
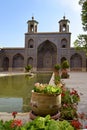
61,60 -> 69,69
54,64 -> 61,70
25,65 -> 32,72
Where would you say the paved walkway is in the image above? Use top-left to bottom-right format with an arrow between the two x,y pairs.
63,72 -> 87,115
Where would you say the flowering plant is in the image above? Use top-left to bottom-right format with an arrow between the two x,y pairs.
0,120 -> 22,130
60,104 -> 78,120
60,86 -> 80,120
0,115 -> 75,130
61,87 -> 80,104
78,112 -> 87,129
12,111 -> 17,119
11,119 -> 23,129
70,88 -> 80,104
71,119 -> 82,130
33,82 -> 62,95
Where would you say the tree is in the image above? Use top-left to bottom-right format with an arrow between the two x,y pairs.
74,34 -> 87,55
74,0 -> 87,55
79,0 -> 87,31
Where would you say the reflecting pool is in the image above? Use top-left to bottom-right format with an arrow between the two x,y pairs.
0,73 -> 52,112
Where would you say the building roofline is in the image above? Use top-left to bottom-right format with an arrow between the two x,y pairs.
2,47 -> 24,50
25,32 -> 71,35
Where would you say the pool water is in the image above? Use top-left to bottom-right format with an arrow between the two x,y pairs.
0,73 -> 52,112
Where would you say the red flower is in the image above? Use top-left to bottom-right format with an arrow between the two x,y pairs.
71,120 -> 82,129
12,111 -> 17,118
78,112 -> 87,120
11,119 -> 22,128
70,88 -> 78,95
61,92 -> 65,97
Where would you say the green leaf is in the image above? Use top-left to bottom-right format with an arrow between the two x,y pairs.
20,127 -> 26,130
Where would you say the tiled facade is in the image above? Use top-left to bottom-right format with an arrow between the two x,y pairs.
0,16 -> 87,72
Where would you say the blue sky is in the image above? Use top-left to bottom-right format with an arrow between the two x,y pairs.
0,0 -> 85,48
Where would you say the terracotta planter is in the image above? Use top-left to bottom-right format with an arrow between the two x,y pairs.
54,70 -> 59,76
61,69 -> 69,78
30,91 -> 61,116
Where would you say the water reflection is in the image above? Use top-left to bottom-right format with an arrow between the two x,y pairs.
0,73 -> 52,112
0,98 -> 23,112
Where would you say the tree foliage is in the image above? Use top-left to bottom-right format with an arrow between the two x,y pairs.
74,35 -> 87,55
79,0 -> 87,31
74,0 -> 87,56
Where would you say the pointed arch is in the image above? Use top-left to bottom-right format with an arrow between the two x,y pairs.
62,24 -> 66,31
27,57 -> 33,66
12,53 -> 24,68
70,53 -> 82,71
61,57 -> 67,64
3,57 -> 9,71
28,39 -> 34,48
37,40 -> 57,70
61,38 -> 67,48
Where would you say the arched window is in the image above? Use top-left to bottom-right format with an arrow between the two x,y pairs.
63,24 -> 66,31
28,39 -> 34,48
61,39 -> 67,48
30,24 -> 34,32
27,57 -> 33,66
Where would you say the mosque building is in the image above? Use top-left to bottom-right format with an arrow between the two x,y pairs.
0,16 -> 87,72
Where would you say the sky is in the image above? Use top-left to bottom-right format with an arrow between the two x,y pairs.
0,0 -> 85,48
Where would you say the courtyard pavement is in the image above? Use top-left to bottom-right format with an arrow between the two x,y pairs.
0,71 -> 87,124
63,71 -> 87,115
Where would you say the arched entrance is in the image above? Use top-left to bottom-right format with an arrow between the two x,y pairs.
12,53 -> 24,68
27,57 -> 33,67
86,58 -> 87,71
37,40 -> 57,71
61,57 -> 67,64
70,53 -> 82,71
3,57 -> 9,71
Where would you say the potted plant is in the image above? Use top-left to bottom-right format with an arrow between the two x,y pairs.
61,60 -> 69,78
60,86 -> 80,121
54,64 -> 61,76
61,87 -> 80,105
60,103 -> 78,120
25,65 -> 32,72
54,75 -> 61,85
30,83 -> 62,117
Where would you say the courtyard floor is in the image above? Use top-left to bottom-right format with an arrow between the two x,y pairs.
63,71 -> 87,115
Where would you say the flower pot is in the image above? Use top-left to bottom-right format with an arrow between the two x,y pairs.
30,91 -> 61,116
61,69 -> 69,78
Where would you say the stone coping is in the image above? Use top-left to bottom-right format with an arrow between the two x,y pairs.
0,112 -> 31,123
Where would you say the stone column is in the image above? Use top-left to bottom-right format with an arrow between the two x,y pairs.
82,57 -> 86,72
8,56 -> 13,72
